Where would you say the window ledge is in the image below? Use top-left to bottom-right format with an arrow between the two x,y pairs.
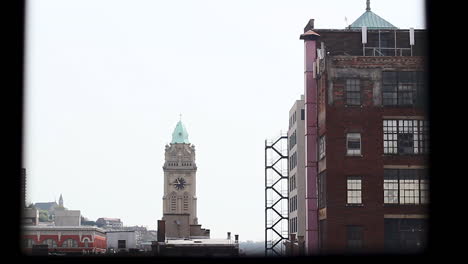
384,204 -> 427,207
346,154 -> 363,157
345,204 -> 364,207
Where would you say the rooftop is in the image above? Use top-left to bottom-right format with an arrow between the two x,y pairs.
348,0 -> 397,29
171,120 -> 190,144
165,238 -> 237,247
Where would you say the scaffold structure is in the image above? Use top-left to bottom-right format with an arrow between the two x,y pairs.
265,134 -> 288,256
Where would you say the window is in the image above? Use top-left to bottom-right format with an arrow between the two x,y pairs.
347,176 -> 362,205
382,71 -> 424,106
289,152 -> 297,171
290,217 -> 298,233
290,174 -> 296,192
399,170 -> 420,204
62,239 -> 78,248
183,195 -> 189,211
319,220 -> 327,250
384,169 -> 428,205
290,195 -> 297,212
346,133 -> 361,155
347,226 -> 363,249
83,238 -> 90,248
346,79 -> 361,106
301,109 -> 305,120
118,240 -> 126,249
319,135 -> 326,160
289,130 -> 297,150
43,239 -> 57,248
384,170 -> 399,204
383,120 -> 429,155
170,194 -> 177,212
384,218 -> 427,252
318,171 -> 326,209
24,239 -> 35,248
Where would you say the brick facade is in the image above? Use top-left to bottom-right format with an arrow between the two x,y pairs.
304,26 -> 428,254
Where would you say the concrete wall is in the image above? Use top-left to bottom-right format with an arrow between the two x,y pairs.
22,208 -> 39,225
54,209 -> 81,226
288,97 -> 306,240
163,214 -> 190,239
106,231 -> 137,250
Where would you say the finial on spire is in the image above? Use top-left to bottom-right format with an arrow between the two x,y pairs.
179,113 -> 182,121
366,0 -> 371,11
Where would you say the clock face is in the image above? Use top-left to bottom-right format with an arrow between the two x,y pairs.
173,177 -> 186,190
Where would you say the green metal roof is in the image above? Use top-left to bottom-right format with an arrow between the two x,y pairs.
349,1 -> 397,29
171,120 -> 189,144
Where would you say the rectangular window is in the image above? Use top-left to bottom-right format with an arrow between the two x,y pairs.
289,152 -> 297,171
347,226 -> 363,249
384,169 -> 428,205
347,176 -> 362,205
383,119 -> 429,155
318,171 -> 326,208
319,220 -> 327,250
301,109 -> 305,120
118,240 -> 126,249
382,71 -> 424,106
289,130 -> 297,150
319,135 -> 326,160
346,79 -> 361,106
384,169 -> 399,204
399,169 -> 419,204
346,133 -> 361,155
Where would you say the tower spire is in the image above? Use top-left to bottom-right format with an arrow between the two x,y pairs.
59,193 -> 63,207
366,0 -> 371,11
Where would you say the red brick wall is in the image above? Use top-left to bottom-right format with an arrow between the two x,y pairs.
318,56 -> 428,253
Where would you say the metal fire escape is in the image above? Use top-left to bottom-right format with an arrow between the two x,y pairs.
265,134 -> 288,256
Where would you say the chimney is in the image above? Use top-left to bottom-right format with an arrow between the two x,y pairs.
234,234 -> 239,243
304,19 -> 315,33
157,220 -> 165,242
227,232 -> 231,240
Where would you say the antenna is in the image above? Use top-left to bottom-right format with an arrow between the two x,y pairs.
345,16 -> 348,27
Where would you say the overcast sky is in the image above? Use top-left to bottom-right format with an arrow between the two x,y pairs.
24,0 -> 425,241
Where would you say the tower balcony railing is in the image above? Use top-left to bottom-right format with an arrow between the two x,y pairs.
364,46 -> 412,56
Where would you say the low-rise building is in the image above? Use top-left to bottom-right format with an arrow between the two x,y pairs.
106,230 -> 137,253
22,225 -> 107,255
96,217 -> 123,229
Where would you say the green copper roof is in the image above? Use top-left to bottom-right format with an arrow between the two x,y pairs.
171,120 -> 189,144
349,1 -> 397,29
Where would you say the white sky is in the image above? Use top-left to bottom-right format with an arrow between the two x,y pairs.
24,0 -> 425,241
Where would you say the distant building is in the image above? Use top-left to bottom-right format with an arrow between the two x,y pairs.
22,226 -> 107,255
55,209 -> 81,226
21,168 -> 26,208
106,230 -> 137,253
285,96 -> 306,255
33,202 -> 59,214
22,207 -> 39,226
161,120 -> 209,239
96,218 -> 123,229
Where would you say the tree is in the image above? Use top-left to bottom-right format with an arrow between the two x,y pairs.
38,210 -> 49,222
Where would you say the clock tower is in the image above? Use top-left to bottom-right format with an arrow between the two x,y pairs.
161,120 -> 209,239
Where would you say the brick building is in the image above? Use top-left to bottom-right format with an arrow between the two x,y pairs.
22,226 -> 107,255
298,2 -> 428,254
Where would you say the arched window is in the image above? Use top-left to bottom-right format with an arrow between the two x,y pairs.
42,239 -> 57,248
24,239 -> 34,248
62,238 -> 78,248
83,238 -> 90,248
183,193 -> 189,211
170,194 -> 177,212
